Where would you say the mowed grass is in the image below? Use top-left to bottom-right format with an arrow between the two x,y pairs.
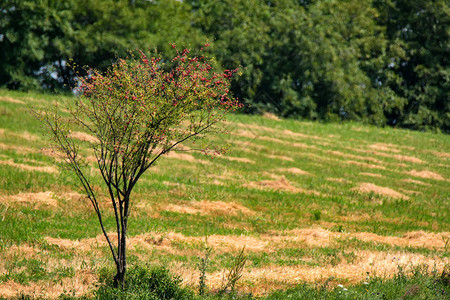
0,89 -> 449,298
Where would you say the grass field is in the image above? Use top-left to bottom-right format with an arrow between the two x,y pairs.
0,89 -> 449,298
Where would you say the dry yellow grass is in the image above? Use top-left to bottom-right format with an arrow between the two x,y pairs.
163,200 -> 256,216
360,172 -> 383,178
166,151 -> 196,162
234,129 -> 257,139
328,150 -> 384,164
0,96 -> 25,104
368,143 -> 401,153
262,112 -> 280,121
264,154 -> 294,162
202,250 -> 448,295
0,129 -> 40,142
292,142 -> 319,150
0,270 -> 97,299
244,176 -> 321,196
401,178 -> 431,186
69,131 -> 99,143
430,151 -> 450,158
258,136 -> 290,145
0,191 -> 58,207
219,156 -> 256,164
345,160 -> 386,170
2,227 -> 449,298
232,139 -> 266,151
363,150 -> 424,164
278,168 -> 311,176
282,129 -> 324,141
405,170 -> 445,181
353,183 -> 408,200
0,142 -> 36,154
236,123 -> 279,134
22,228 -> 450,257
326,177 -> 351,184
0,160 -> 58,174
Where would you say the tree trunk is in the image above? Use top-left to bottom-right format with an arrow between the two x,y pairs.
113,216 -> 128,289
113,268 -> 125,289
113,238 -> 126,288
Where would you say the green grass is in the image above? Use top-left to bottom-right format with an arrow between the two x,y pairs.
0,89 -> 449,298
265,267 -> 450,299
6,264 -> 446,299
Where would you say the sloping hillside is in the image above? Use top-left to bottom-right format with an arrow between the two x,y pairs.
0,90 -> 449,297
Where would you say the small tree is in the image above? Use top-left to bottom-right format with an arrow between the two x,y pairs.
34,45 -> 241,288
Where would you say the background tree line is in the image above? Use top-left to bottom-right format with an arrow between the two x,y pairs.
1,0 -> 448,132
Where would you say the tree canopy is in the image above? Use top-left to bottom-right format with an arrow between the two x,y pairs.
1,0 -> 448,132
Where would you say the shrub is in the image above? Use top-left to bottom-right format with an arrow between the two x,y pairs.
95,264 -> 193,300
34,44 -> 241,288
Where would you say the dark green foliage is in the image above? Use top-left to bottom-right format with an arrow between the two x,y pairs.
0,0 -> 205,91
95,264 -> 194,299
68,0 -> 205,73
374,0 -> 450,132
190,0 -> 272,105
0,0 -> 75,90
1,0 -> 448,131
190,0 -> 449,132
191,0 -> 393,124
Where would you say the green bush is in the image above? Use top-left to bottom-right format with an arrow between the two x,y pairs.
94,264 -> 194,300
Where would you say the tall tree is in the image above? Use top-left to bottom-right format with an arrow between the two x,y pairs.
279,0 -> 401,124
374,0 -> 450,132
190,0 -> 271,107
0,0 -> 206,90
0,0 -> 75,89
191,0 -> 396,124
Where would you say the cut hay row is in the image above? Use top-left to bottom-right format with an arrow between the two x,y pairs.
0,91 -> 449,298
